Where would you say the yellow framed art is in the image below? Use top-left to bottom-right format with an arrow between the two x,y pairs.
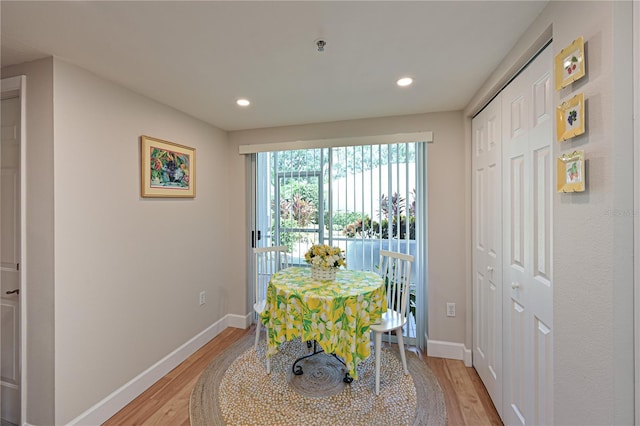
557,150 -> 585,193
140,135 -> 196,198
555,36 -> 585,90
556,93 -> 585,142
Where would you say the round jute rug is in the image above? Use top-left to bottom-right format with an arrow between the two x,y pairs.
190,331 -> 446,426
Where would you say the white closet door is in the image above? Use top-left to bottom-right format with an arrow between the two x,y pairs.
502,45 -> 553,426
472,94 -> 503,416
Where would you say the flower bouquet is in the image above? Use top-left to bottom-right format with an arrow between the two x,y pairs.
304,244 -> 346,281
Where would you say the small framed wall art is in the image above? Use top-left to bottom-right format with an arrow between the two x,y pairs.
141,135 -> 196,198
555,36 -> 585,90
556,150 -> 585,193
556,93 -> 585,142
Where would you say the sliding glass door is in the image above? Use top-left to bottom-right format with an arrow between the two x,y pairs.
252,143 -> 427,347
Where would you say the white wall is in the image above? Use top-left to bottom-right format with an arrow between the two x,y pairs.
2,58 -> 56,426
51,59 -> 232,424
465,1 -> 635,423
227,111 -> 468,344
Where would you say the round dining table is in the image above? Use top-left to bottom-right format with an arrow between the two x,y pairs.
260,266 -> 386,379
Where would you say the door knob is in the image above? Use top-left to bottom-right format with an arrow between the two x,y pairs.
6,289 -> 19,295
487,266 -> 494,272
511,282 -> 520,289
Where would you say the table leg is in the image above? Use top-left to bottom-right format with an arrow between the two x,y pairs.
292,340 -> 324,375
291,340 -> 354,383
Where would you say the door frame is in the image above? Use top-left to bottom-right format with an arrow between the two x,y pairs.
469,40 -> 553,423
633,1 -> 639,421
1,75 -> 27,424
248,135 -> 431,348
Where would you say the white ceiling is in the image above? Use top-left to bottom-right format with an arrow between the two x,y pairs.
1,1 -> 547,131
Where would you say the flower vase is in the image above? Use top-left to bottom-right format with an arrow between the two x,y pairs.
311,265 -> 337,281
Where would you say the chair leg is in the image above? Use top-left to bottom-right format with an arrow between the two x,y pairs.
263,325 -> 271,374
375,330 -> 382,396
254,321 -> 261,350
396,328 -> 409,375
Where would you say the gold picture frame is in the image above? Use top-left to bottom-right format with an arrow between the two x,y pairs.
555,36 -> 585,90
557,150 -> 585,193
556,93 -> 585,142
141,135 -> 196,198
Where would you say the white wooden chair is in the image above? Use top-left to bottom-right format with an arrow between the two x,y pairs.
371,249 -> 414,395
253,245 -> 289,373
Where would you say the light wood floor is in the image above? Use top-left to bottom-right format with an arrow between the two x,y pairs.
104,326 -> 502,425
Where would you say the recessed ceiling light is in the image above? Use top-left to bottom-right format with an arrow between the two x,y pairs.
397,77 -> 413,87
236,98 -> 250,107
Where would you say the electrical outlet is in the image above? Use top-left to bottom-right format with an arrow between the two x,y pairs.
446,302 -> 456,317
199,291 -> 206,306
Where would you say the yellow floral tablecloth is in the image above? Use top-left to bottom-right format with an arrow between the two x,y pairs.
260,266 -> 386,379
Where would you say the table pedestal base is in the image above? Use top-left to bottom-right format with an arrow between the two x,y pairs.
292,340 -> 354,383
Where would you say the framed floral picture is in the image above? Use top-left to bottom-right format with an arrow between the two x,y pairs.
557,150 -> 585,193
555,36 -> 585,90
141,135 -> 195,198
556,93 -> 585,142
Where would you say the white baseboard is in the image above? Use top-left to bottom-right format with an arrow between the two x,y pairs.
463,347 -> 472,367
67,313 -> 247,426
427,339 -> 473,367
227,312 -> 253,329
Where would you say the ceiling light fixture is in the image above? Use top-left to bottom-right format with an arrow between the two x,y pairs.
397,77 -> 413,87
236,99 -> 250,107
